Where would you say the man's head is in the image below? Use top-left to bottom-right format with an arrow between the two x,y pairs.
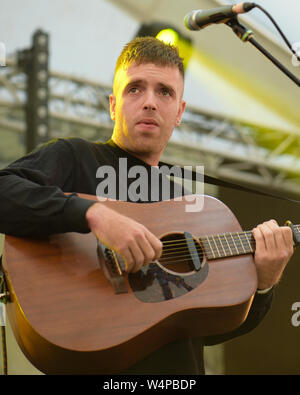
110,36 -> 186,165
113,36 -> 185,84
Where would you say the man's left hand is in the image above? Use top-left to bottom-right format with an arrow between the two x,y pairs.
252,219 -> 294,290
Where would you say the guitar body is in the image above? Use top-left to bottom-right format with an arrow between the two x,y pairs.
2,194 -> 257,374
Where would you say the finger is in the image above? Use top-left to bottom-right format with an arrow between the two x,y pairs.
134,232 -> 160,267
264,220 -> 286,251
256,221 -> 277,252
252,225 -> 267,252
281,226 -> 294,248
127,242 -> 145,273
254,220 -> 294,264
278,226 -> 294,261
264,221 -> 293,258
145,231 -> 163,261
128,231 -> 162,273
118,247 -> 135,273
127,231 -> 158,272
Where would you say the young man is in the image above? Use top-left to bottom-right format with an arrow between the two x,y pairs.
0,37 -> 294,374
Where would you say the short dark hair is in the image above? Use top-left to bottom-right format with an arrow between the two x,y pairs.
114,36 -> 185,80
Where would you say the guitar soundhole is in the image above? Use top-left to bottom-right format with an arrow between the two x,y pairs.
128,231 -> 208,303
159,232 -> 204,274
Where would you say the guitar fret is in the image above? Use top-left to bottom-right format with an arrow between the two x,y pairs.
220,234 -> 233,256
237,233 -> 246,253
222,234 -> 233,256
217,235 -> 226,256
203,236 -> 216,259
229,233 -> 239,255
239,235 -> 247,252
243,233 -> 251,251
213,235 -> 224,258
225,234 -> 234,255
237,232 -> 254,254
209,235 -> 221,258
244,231 -> 255,252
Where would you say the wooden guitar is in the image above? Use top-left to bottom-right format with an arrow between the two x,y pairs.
2,193 -> 296,374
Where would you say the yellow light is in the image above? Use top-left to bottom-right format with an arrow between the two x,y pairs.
156,29 -> 179,46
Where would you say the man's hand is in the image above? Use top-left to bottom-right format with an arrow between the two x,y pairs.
252,219 -> 294,290
85,202 -> 162,273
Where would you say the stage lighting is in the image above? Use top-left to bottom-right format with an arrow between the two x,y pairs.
134,22 -> 193,69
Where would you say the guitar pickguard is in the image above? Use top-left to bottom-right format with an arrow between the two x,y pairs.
129,260 -> 208,303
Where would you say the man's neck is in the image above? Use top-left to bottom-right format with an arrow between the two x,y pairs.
111,137 -> 160,167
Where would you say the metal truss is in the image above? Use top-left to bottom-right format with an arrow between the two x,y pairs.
1,56 -> 300,196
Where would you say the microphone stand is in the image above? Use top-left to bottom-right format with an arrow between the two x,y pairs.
226,17 -> 300,88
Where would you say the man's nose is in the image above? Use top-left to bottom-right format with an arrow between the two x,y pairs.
143,90 -> 157,111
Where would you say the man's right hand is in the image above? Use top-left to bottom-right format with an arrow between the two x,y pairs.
85,202 -> 162,273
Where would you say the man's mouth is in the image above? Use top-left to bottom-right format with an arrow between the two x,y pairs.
137,118 -> 159,126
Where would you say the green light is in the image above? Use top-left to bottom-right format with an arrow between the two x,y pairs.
156,29 -> 179,45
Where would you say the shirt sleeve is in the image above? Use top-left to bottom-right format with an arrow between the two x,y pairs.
203,289 -> 274,346
0,139 -> 95,237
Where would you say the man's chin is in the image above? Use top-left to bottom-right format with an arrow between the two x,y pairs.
131,135 -> 159,151
126,141 -> 163,163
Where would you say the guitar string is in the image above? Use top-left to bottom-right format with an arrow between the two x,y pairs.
159,246 -> 205,265
161,244 -> 252,258
158,248 -> 252,266
121,225 -> 298,267
110,232 -> 256,269
158,242 -> 252,264
160,233 -> 254,254
159,248 -> 251,263
161,247 -> 203,260
157,223 -> 300,263
161,240 -> 255,254
159,224 -> 299,264
156,233 -> 255,265
160,231 -> 254,247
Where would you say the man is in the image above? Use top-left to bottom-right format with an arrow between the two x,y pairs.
0,37 -> 294,374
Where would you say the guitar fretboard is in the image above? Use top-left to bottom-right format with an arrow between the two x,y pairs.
200,223 -> 300,260
200,231 -> 255,260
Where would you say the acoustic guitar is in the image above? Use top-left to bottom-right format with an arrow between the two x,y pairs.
2,193 -> 295,374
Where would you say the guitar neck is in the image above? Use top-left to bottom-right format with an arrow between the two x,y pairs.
199,223 -> 300,260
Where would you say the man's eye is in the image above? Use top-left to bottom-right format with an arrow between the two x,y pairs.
129,87 -> 140,94
161,88 -> 171,96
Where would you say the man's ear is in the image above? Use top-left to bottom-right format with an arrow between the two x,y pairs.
176,99 -> 186,126
109,94 -> 116,121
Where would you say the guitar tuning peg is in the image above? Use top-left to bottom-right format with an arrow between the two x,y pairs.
285,220 -> 300,246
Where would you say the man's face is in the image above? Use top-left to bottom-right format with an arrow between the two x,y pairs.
110,62 -> 186,165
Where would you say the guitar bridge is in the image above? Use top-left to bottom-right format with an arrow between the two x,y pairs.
97,240 -> 128,294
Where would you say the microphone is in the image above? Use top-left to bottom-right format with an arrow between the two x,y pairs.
184,2 -> 256,31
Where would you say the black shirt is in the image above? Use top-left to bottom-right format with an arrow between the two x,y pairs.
0,137 -> 273,374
